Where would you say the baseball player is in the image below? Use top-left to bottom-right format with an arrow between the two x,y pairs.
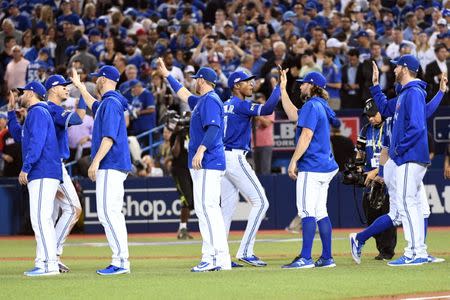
7,83 -> 62,276
220,70 -> 282,267
158,58 -> 231,272
45,74 -> 84,273
71,65 -> 132,275
350,59 -> 447,265
279,71 -> 339,269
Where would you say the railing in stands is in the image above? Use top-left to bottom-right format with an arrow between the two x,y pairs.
135,124 -> 165,156
64,124 -> 165,176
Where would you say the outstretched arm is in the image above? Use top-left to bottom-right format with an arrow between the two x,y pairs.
70,68 -> 97,110
279,68 -> 298,121
370,61 -> 395,117
6,91 -> 22,142
158,58 -> 192,103
426,73 -> 447,118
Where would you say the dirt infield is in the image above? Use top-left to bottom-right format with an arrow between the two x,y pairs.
356,291 -> 450,299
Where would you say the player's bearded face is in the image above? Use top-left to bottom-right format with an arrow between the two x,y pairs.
394,66 -> 404,83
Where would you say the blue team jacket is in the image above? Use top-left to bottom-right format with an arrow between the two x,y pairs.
92,90 -> 132,172
7,103 -> 62,182
390,80 -> 430,166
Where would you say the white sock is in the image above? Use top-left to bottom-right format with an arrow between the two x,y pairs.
179,223 -> 187,230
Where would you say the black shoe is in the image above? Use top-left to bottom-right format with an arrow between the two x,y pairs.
374,253 -> 394,261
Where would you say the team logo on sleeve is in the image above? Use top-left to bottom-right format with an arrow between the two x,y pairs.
250,103 -> 258,111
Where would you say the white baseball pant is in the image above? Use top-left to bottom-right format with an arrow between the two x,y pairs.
385,159 -> 430,224
52,165 -> 82,256
296,169 -> 338,220
96,169 -> 130,270
190,168 -> 231,270
28,178 -> 60,272
221,150 -> 269,258
386,159 -> 427,259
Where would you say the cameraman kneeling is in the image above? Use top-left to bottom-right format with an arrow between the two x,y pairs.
358,99 -> 397,260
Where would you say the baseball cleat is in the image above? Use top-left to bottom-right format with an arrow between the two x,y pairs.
238,255 -> 267,267
427,255 -> 445,263
58,261 -> 70,273
96,265 -> 130,276
282,256 -> 315,269
177,228 -> 194,240
387,256 -> 428,267
191,261 -> 222,272
314,257 -> 336,268
24,267 -> 60,277
349,233 -> 363,264
231,261 -> 244,268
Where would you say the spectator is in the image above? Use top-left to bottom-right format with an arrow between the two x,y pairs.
124,38 -> 144,69
20,30 -> 33,57
26,48 -> 53,84
56,0 -> 84,31
359,41 -> 395,100
138,155 -> 164,177
82,3 -> 97,34
164,50 -> 184,84
430,18 -> 449,47
403,12 -> 420,42
113,53 -> 128,86
341,48 -> 362,108
330,127 -> 355,171
253,93 -> 274,175
322,50 -> 342,110
183,65 -> 196,92
192,35 -> 220,66
7,3 -> 31,32
416,31 -> 436,72
39,5 -> 54,30
129,79 -> 156,138
425,44 -> 450,106
55,20 -> 77,67
99,37 -> 117,65
157,126 -> 173,175
299,49 -> 321,78
386,26 -> 416,59
250,42 -> 268,78
88,29 -> 105,60
68,38 -> 98,74
0,19 -> 22,53
4,45 -> 29,91
67,106 -> 93,165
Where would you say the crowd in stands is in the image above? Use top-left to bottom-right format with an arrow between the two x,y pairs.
1,0 -> 450,178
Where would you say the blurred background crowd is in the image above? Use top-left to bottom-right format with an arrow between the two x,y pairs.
0,0 -> 450,179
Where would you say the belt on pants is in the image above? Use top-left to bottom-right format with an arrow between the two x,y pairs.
224,147 -> 248,156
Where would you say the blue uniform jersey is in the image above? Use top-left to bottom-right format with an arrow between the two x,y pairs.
92,91 -> 132,172
223,96 -> 263,151
7,103 -> 62,182
188,91 -> 225,171
47,102 -> 82,160
296,97 -> 338,173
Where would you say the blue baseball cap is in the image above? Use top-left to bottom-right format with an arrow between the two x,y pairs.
17,82 -> 47,99
228,71 -> 255,89
443,9 -> 450,17
296,71 -> 327,89
190,67 -> 217,84
357,30 -> 369,38
88,28 -> 101,37
305,2 -> 317,11
45,75 -> 71,91
245,26 -> 255,33
90,65 -> 121,82
128,79 -> 142,88
390,54 -> 420,73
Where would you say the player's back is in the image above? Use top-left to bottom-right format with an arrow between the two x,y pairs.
223,96 -> 255,151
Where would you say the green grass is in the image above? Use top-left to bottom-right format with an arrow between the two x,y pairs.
1,229 -> 449,299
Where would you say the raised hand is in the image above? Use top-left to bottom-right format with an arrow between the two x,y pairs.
372,61 -> 379,86
7,90 -> 16,111
70,67 -> 82,88
440,72 -> 448,93
157,57 -> 170,78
